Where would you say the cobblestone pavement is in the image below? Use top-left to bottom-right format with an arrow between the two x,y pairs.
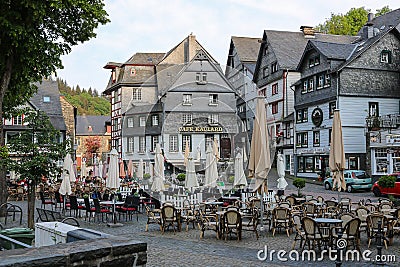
2,171 -> 399,267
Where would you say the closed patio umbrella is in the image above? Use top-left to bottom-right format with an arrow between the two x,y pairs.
59,154 -> 75,196
248,97 -> 272,229
106,149 -> 120,189
277,152 -> 288,191
119,161 -> 126,179
151,144 -> 165,192
234,149 -> 248,188
98,161 -> 103,179
185,156 -> 199,191
81,160 -> 87,177
204,144 -> 218,188
329,109 -> 346,197
127,159 -> 133,178
184,142 -> 190,167
137,159 -> 144,180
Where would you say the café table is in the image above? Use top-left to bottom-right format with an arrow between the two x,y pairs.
314,218 -> 343,247
100,200 -> 124,225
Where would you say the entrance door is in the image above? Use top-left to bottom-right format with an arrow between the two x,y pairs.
220,135 -> 231,159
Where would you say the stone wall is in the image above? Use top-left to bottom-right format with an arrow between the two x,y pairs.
0,236 -> 147,267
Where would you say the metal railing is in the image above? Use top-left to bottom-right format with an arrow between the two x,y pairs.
0,233 -> 32,250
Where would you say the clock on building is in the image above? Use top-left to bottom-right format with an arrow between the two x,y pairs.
312,108 -> 323,127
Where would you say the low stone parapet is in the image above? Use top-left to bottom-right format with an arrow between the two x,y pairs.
0,236 -> 147,267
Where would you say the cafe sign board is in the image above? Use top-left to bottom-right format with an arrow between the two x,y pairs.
178,126 -> 223,133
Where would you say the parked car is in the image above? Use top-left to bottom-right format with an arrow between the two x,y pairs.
324,170 -> 372,193
372,173 -> 400,197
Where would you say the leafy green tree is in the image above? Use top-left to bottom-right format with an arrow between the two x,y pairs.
0,0 -> 109,213
376,6 -> 392,16
316,6 -> 391,35
7,110 -> 68,228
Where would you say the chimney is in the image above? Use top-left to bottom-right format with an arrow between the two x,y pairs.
300,26 -> 315,38
363,13 -> 375,39
367,13 -> 374,23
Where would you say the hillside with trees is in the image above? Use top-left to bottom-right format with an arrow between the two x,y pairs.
58,78 -> 110,115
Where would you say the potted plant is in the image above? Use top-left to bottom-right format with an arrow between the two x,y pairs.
293,178 -> 306,197
378,175 -> 396,189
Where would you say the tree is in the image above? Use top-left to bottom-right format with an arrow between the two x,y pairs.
7,110 -> 68,228
0,1 -> 109,211
84,136 -> 102,165
316,6 -> 391,35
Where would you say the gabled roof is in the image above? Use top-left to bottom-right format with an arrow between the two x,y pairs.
297,40 -> 357,70
230,36 -> 261,62
124,53 -> 165,65
31,79 -> 66,131
357,8 -> 400,35
76,115 -> 110,135
337,26 -> 400,72
253,30 -> 359,82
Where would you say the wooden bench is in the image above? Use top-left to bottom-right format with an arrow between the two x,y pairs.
36,208 -> 80,227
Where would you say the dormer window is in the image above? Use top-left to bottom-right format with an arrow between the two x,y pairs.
271,62 -> 278,73
309,55 -> 320,67
381,50 -> 392,63
183,94 -> 192,105
209,94 -> 218,105
196,72 -> 207,84
43,96 -> 50,103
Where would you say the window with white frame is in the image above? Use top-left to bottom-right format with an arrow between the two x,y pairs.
302,81 -> 308,94
380,50 -> 392,63
325,74 -> 331,86
127,117 -> 134,128
13,115 -> 23,125
285,122 -> 291,138
271,62 -> 278,73
139,116 -> 146,127
132,88 -> 142,101
205,134 -> 214,150
209,94 -> 218,105
272,83 -> 278,95
271,102 -> 278,114
296,108 -> 308,123
182,135 -> 191,151
369,102 -> 379,117
139,136 -> 146,153
317,75 -> 324,88
308,78 -> 314,92
169,135 -> 178,152
183,94 -> 192,105
375,148 -> 388,173
208,114 -> 218,125
152,115 -> 159,126
182,113 -> 192,125
152,136 -> 159,151
262,67 -> 269,78
127,137 -> 134,152
329,102 -> 336,118
313,131 -> 320,147
296,132 -> 308,147
43,96 -> 51,103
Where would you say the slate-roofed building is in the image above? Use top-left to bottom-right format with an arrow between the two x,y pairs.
225,36 -> 260,155
3,78 -> 69,161
104,34 -> 239,178
293,10 -> 400,180
75,115 -> 111,169
253,27 -> 359,175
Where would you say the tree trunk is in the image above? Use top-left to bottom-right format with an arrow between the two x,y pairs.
27,179 -> 36,229
0,53 -> 14,217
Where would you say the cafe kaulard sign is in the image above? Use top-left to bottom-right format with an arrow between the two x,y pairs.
179,126 -> 223,133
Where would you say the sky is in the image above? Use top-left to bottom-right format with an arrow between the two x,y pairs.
56,0 -> 399,93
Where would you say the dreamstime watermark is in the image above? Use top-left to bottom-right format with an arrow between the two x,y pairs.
257,239 -> 397,263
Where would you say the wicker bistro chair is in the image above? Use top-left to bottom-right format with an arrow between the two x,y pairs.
355,206 -> 370,233
292,214 -> 306,250
302,202 -> 318,218
271,207 -> 291,237
144,204 -> 162,232
339,212 -> 356,228
198,209 -> 219,239
367,213 -> 389,249
161,205 -> 180,233
222,210 -> 242,241
301,217 -> 330,250
333,217 -> 361,250
241,208 -> 259,240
